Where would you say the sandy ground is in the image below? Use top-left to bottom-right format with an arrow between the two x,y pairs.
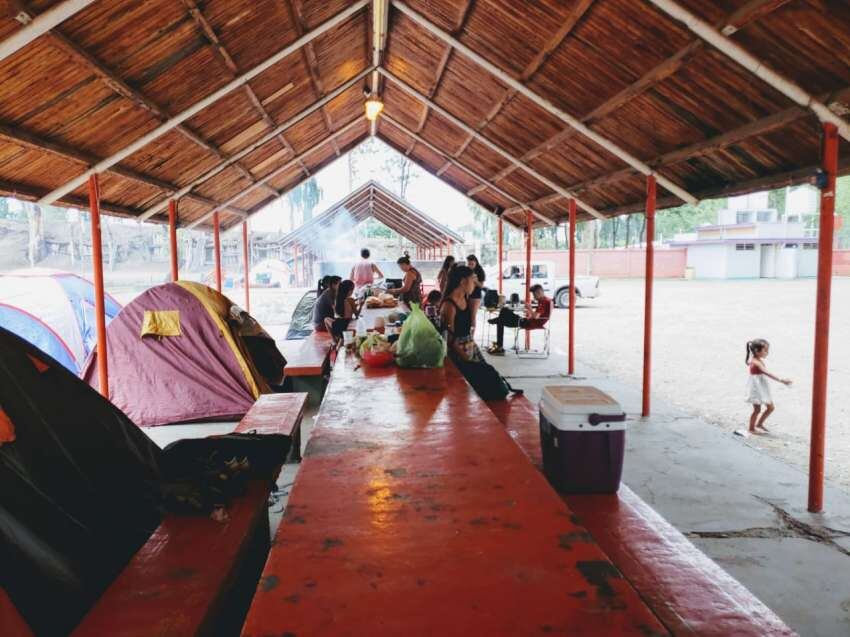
542,277 -> 850,489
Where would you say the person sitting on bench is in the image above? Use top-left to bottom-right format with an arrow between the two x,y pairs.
487,284 -> 551,355
313,276 -> 340,332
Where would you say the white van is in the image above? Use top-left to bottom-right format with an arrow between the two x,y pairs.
485,260 -> 600,308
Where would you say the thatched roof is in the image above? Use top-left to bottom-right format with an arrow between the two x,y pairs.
0,0 -> 848,231
277,179 -> 464,249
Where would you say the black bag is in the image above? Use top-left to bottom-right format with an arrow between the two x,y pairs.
483,288 -> 500,308
455,352 -> 523,401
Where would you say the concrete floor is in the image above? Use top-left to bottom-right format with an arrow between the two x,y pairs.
487,346 -> 850,637
143,337 -> 850,636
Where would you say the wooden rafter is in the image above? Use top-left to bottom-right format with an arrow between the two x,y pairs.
433,0 -> 594,173
406,0 -> 475,155
468,0 -> 794,197
181,0 -> 300,192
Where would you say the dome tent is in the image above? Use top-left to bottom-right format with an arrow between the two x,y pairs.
82,281 -> 285,427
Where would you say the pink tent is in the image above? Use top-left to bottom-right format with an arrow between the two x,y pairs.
83,282 -> 278,427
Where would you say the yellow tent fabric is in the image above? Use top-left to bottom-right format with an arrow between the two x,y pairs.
140,310 -> 181,338
175,281 -> 264,399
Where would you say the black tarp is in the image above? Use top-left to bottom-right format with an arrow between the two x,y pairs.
0,327 -> 163,636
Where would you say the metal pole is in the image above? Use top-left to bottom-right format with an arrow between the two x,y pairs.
87,174 -> 109,398
242,221 -> 250,313
525,210 -> 532,349
213,211 -> 222,293
642,176 -> 656,418
568,199 -> 577,376
168,199 -> 179,281
808,122 -> 839,513
498,215 -> 504,296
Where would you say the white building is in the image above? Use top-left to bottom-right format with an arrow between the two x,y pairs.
672,191 -> 819,279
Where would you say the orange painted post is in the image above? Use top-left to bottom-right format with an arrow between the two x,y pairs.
809,122 -> 839,513
525,210 -> 532,349
497,215 -> 504,295
87,174 -> 109,398
642,176 -> 656,418
568,199 -> 577,376
242,221 -> 250,313
213,211 -> 222,293
168,199 -> 179,282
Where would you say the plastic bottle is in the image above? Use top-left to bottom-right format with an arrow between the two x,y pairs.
356,316 -> 367,338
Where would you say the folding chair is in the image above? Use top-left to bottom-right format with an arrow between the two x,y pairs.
513,321 -> 551,359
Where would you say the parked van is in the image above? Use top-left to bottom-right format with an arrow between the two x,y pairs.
485,261 -> 600,308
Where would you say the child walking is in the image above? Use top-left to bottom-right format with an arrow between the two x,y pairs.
742,339 -> 792,436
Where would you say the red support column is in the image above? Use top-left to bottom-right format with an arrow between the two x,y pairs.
642,176 -> 656,418
809,122 -> 839,513
497,215 -> 504,296
168,199 -> 179,282
525,210 -> 532,349
87,174 -> 109,398
213,211 -> 222,293
242,221 -> 250,313
568,199 -> 577,376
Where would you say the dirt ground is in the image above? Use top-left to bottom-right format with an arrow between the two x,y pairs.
547,277 -> 850,489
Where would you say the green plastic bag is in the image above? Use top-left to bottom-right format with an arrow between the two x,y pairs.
395,303 -> 446,368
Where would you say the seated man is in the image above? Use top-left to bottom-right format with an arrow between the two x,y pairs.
487,284 -> 551,355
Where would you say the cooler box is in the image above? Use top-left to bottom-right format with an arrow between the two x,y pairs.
539,386 -> 626,494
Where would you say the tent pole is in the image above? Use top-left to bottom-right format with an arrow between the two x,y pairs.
213,211 -> 222,293
242,220 -> 250,313
87,174 -> 109,398
497,214 -> 504,296
525,211 -> 532,349
809,122 -> 839,513
568,199 -> 576,376
642,176 -> 656,417
168,199 -> 179,281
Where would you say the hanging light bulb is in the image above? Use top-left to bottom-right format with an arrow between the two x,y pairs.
365,96 -> 384,122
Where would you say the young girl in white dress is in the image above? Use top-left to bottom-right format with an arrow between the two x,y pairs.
744,339 -> 792,436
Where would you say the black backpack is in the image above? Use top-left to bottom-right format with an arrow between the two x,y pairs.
483,288 -> 500,309
456,356 -> 522,401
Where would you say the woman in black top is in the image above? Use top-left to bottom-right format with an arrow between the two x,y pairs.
466,254 -> 486,334
440,265 -> 475,361
390,256 -> 422,306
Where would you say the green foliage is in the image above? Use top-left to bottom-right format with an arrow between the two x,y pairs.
286,177 -> 322,224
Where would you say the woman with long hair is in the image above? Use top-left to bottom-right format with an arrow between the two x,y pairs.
389,256 -> 422,306
466,254 -> 486,333
327,279 -> 358,340
440,265 -> 475,361
436,255 -> 455,295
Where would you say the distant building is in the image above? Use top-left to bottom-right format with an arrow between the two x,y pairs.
671,191 -> 818,279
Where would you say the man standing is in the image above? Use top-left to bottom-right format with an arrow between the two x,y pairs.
487,284 -> 551,354
350,249 -> 383,289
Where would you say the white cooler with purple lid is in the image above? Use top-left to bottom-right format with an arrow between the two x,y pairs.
539,385 -> 627,494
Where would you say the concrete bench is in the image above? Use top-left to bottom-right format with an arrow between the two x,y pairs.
484,394 -> 795,637
240,357 -> 667,635
67,395 -> 308,637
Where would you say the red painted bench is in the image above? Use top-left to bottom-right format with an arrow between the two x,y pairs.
279,331 -> 333,378
241,357 -> 667,636
67,394 -> 308,637
236,392 -> 308,461
485,394 -> 795,637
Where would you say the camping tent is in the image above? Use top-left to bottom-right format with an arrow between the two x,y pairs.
0,326 -> 162,636
82,281 -> 285,427
0,269 -> 122,375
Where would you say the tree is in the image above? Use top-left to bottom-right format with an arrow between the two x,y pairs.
286,177 -> 322,227
24,202 -> 44,266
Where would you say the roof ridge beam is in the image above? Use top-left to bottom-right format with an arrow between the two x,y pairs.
379,69 -> 601,220
391,0 -> 697,204
647,0 -> 850,142
187,117 -> 364,229
139,66 -> 373,221
0,0 -> 95,62
39,0 -> 369,207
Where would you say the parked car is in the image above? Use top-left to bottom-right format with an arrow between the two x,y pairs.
485,260 -> 600,308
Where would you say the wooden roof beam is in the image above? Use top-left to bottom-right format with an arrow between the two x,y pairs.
188,117 -> 365,229
647,0 -> 850,142
370,0 -> 390,136
407,0 -> 475,155
379,68 -> 601,220
139,66 -> 374,221
381,115 -> 550,226
392,1 -> 696,205
0,0 -> 95,62
0,178 -> 139,219
369,180 -> 465,240
466,0 -> 795,199
39,0 -> 369,207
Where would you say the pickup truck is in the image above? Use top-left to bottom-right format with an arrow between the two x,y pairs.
485,260 -> 600,308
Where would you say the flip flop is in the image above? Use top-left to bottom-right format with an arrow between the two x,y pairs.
756,424 -> 770,433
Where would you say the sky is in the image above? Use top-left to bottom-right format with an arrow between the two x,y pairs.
245,137 -> 477,234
